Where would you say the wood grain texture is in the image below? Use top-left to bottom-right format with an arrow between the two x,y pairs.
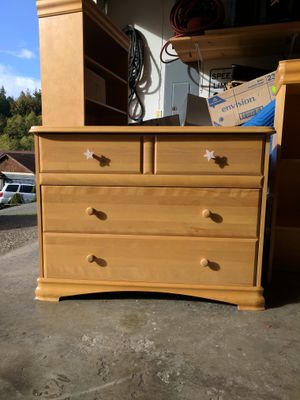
269,59 -> 300,273
42,186 -> 261,238
170,22 -> 300,62
34,135 -> 44,278
255,137 -> 269,286
36,0 -> 83,17
39,134 -> 142,173
31,125 -> 274,135
36,0 -> 129,49
43,233 -> 257,286
34,126 -> 271,309
37,0 -> 128,126
39,12 -> 85,126
35,278 -> 265,310
156,136 -> 264,175
39,173 -> 263,188
275,58 -> 300,93
142,136 -> 155,174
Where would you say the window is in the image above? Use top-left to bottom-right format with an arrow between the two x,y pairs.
20,185 -> 34,193
6,185 -> 19,192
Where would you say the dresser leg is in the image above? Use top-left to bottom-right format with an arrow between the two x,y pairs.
237,294 -> 265,311
35,279 -> 61,302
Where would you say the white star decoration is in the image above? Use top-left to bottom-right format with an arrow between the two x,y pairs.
83,149 -> 94,160
203,149 -> 215,162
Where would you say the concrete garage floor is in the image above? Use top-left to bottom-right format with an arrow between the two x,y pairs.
0,206 -> 300,399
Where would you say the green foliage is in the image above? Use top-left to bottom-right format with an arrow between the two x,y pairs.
0,87 -> 11,117
0,133 -> 19,150
0,87 -> 42,151
4,114 -> 27,138
19,135 -> 35,151
9,193 -> 24,206
11,89 -> 42,117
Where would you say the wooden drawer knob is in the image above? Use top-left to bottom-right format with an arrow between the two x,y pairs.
86,207 -> 95,216
86,254 -> 95,263
200,258 -> 209,267
202,209 -> 211,218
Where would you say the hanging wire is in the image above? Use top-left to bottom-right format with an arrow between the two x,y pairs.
123,25 -> 145,123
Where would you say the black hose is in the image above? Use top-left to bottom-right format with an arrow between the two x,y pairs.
123,25 -> 145,122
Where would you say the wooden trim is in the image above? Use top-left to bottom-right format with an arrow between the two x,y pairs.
83,0 -> 129,50
34,135 -> 44,278
35,277 -> 265,310
37,0 -> 129,50
85,98 -> 127,115
170,21 -> 300,63
275,59 -> 300,93
142,136 -> 155,174
39,173 -> 263,189
256,137 -> 270,286
85,55 -> 127,85
36,0 -> 83,17
31,126 -> 275,135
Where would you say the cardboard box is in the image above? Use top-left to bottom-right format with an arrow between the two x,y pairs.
179,94 -> 212,126
207,71 -> 276,126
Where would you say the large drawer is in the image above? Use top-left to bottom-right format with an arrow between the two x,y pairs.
155,135 -> 264,175
43,234 -> 257,286
39,134 -> 142,173
42,186 -> 260,238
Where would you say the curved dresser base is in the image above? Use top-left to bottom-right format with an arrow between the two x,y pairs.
35,278 -> 265,311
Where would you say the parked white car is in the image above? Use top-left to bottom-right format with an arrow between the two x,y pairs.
0,183 -> 36,205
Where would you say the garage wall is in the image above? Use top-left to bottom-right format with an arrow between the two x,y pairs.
108,0 -> 174,121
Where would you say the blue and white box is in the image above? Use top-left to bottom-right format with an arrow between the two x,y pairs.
207,72 -> 276,126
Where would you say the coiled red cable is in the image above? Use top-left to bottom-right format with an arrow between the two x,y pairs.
161,0 -> 225,63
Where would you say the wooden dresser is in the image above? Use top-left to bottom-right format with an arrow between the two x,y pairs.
32,125 -> 273,310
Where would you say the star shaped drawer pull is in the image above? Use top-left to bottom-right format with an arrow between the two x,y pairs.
203,149 -> 229,169
84,149 -> 94,160
83,149 -> 111,167
203,149 -> 215,162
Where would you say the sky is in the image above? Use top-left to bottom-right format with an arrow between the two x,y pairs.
0,0 -> 40,98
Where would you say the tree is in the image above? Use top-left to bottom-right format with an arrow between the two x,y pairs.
0,86 -> 41,150
11,90 -> 34,117
4,114 -> 27,138
0,133 -> 18,150
24,111 -> 42,132
19,135 -> 34,151
31,90 -> 42,116
0,86 -> 11,118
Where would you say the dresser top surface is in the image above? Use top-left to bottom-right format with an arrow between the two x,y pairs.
31,126 -> 274,136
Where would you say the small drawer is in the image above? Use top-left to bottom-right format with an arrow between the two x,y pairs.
156,135 -> 264,175
39,134 -> 141,173
42,186 -> 260,238
43,234 -> 257,286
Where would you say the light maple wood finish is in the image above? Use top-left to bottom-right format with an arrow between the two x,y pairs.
39,11 -> 85,126
34,135 -> 44,278
143,136 -> 155,174
170,21 -> 300,62
43,233 -> 257,286
35,278 -> 265,310
42,186 -> 260,237
255,138 -> 269,286
33,126 -> 273,310
269,59 -> 300,273
30,125 -> 273,135
156,136 -> 264,175
39,173 -> 263,189
39,134 -> 142,173
37,0 -> 128,126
